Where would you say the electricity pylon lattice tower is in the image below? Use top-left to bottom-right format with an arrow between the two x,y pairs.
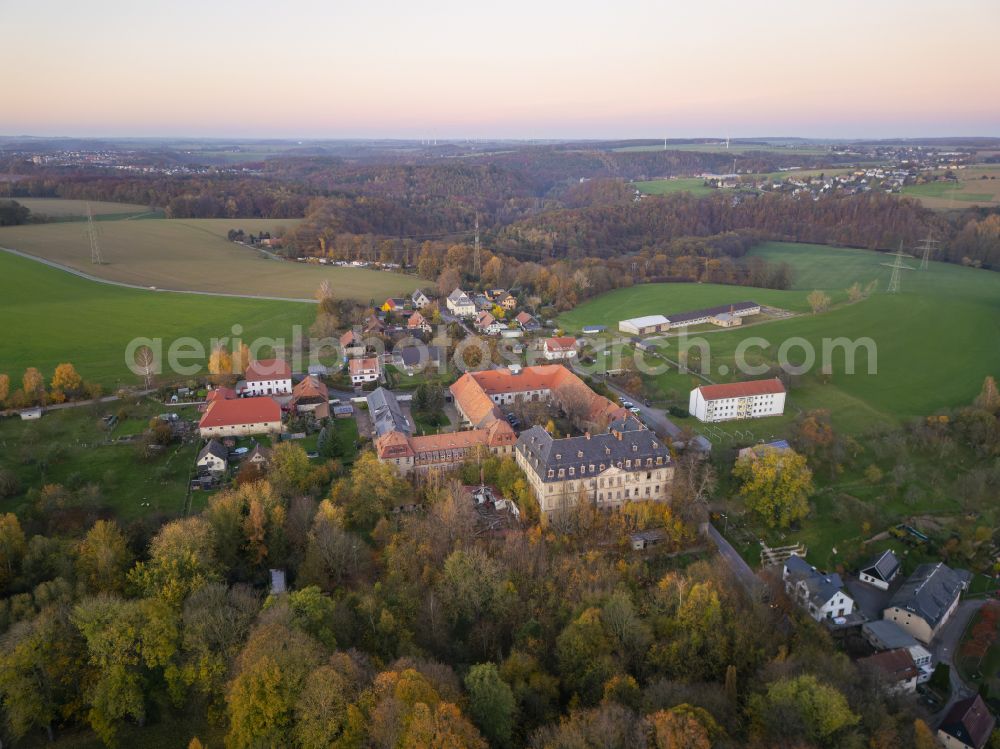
915,236 -> 939,270
880,243 -> 914,294
86,203 -> 104,265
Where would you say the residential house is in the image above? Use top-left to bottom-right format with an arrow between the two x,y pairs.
411,289 -> 431,309
381,297 -> 408,313
340,330 -> 365,358
515,417 -> 673,515
246,443 -> 271,468
291,375 -> 330,419
515,311 -> 540,332
243,359 -> 292,397
393,345 -> 444,373
688,378 -> 786,422
474,293 -> 493,311
446,288 -> 476,317
859,549 -> 902,590
348,357 -> 381,386
367,387 -> 411,438
495,292 -> 518,311
782,555 -> 855,622
938,695 -> 995,749
197,440 -> 229,475
858,649 -> 920,694
407,311 -> 432,334
861,620 -> 933,683
363,315 -> 386,335
543,337 -> 578,360
883,562 -> 971,643
198,397 -> 283,438
475,311 -> 504,335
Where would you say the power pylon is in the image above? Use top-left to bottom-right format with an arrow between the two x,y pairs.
86,203 -> 104,265
880,243 -> 915,294
915,236 -> 939,270
473,213 -> 481,279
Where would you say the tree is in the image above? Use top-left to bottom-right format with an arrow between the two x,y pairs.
749,674 -> 859,746
293,665 -> 350,749
0,512 -> 26,593
208,345 -> 234,384
132,346 -> 156,389
329,452 -> 412,530
846,282 -> 863,302
0,372 -> 9,404
975,376 -> 1000,413
733,448 -> 814,528
401,701 -> 487,749
128,516 -> 220,606
465,663 -> 517,748
286,586 -> 338,649
913,719 -> 939,749
807,289 -> 832,314
22,367 -> 45,403
649,704 -> 721,749
437,267 -> 462,299
268,442 -> 314,497
556,608 -> 615,706
51,362 -> 83,396
77,519 -> 132,594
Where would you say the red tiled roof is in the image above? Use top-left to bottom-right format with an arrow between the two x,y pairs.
545,336 -> 577,352
340,330 -> 360,347
199,397 -> 281,429
206,387 -> 237,403
349,357 -> 380,375
408,311 -> 429,328
515,311 -> 534,324
292,375 -> 328,401
695,377 -> 785,401
860,648 -> 919,683
245,359 -> 291,382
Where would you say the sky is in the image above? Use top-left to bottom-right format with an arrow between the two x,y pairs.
2,0 -> 999,139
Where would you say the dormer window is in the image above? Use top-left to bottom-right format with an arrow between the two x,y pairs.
547,469 -> 554,477
569,467 -> 575,476
631,444 -> 638,452
556,453 -> 562,460
656,457 -> 663,465
577,450 -> 583,458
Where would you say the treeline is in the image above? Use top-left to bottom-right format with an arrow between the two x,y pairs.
0,444 -> 937,749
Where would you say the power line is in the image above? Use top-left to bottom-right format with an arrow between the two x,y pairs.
86,203 -> 104,265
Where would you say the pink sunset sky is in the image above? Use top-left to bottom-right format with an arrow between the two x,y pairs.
3,0 -> 998,138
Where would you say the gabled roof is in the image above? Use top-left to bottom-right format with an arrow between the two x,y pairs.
544,336 -> 577,352
695,377 -> 786,401
408,311 -> 429,329
515,311 -> 537,325
367,387 -> 411,437
198,439 -> 228,463
665,301 -> 759,324
199,397 -> 281,429
206,387 -> 237,404
784,555 -> 848,608
886,562 -> 970,629
292,375 -> 328,401
448,288 -> 472,304
348,357 -> 380,375
397,346 -> 444,369
411,288 -> 430,302
861,549 -> 901,583
245,359 -> 291,382
340,330 -> 361,347
939,695 -> 995,749
859,648 -> 919,684
621,314 -> 669,328
246,444 -> 271,463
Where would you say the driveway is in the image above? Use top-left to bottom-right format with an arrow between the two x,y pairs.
931,599 -> 985,719
701,522 -> 763,597
845,577 -> 893,621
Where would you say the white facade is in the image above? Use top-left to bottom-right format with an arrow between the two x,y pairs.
197,451 -> 227,474
689,387 -> 785,423
619,315 -> 669,335
349,360 -> 381,385
244,376 -> 292,397
446,289 -> 476,317
543,347 -> 577,360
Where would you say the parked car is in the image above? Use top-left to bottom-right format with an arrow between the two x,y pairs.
629,407 -> 641,414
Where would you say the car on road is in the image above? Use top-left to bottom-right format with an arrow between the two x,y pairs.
621,400 -> 634,407
629,407 -> 641,414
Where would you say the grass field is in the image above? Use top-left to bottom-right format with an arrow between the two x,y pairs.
0,251 -> 314,387
560,242 -> 1000,435
613,143 -> 832,155
0,217 -> 419,300
13,197 -> 157,218
901,167 -> 1000,209
633,178 -> 718,196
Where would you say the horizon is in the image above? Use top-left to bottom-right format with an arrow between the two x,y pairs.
4,0 -> 998,139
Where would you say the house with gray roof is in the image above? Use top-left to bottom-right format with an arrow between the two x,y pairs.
197,439 -> 229,475
445,288 -> 476,317
859,549 -> 901,590
366,387 -> 411,438
782,555 -> 855,622
883,562 -> 971,643
514,420 -> 673,515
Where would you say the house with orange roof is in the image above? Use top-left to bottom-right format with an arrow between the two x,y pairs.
475,310 -> 503,335
375,418 -> 516,476
291,375 -> 330,419
688,377 -> 786,422
198,396 -> 283,438
243,359 -> 292,397
348,357 -> 381,386
407,311 -> 431,334
543,337 -> 578,361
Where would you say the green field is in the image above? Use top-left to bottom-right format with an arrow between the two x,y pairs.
13,197 -> 157,218
0,217 -> 419,300
561,242 -> 1000,435
901,167 -> 1000,209
613,143 -> 832,155
633,178 -> 718,196
0,251 -> 314,387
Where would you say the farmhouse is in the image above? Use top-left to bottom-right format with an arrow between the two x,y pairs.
859,549 -> 901,590
411,289 -> 431,309
450,365 -> 627,431
782,555 -> 855,622
446,288 -> 476,317
619,315 -> 669,335
515,416 -> 673,515
290,375 -> 330,419
543,337 -> 578,360
688,378 -> 786,422
197,440 -> 228,475
198,396 -> 282,438
938,695 -> 995,749
348,357 -> 381,386
883,562 -> 970,643
243,359 -> 292,397
375,420 -> 516,476
246,443 -> 271,467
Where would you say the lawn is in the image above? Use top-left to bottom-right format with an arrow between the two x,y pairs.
560,242 -> 1000,436
633,178 -> 718,197
901,168 -> 1000,209
13,197 -> 158,219
0,217 -> 420,301
0,398 -> 198,521
0,250 -> 314,387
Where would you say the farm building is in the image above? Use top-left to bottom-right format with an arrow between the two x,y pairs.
883,562 -> 971,643
198,396 -> 282,439
243,358 -> 292,397
619,315 -> 669,335
688,378 -> 786,422
663,301 -> 760,329
291,375 -> 330,419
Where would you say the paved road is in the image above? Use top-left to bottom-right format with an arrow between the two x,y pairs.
701,522 -> 763,596
931,598 -> 986,720
0,389 -> 158,418
0,246 -> 319,304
